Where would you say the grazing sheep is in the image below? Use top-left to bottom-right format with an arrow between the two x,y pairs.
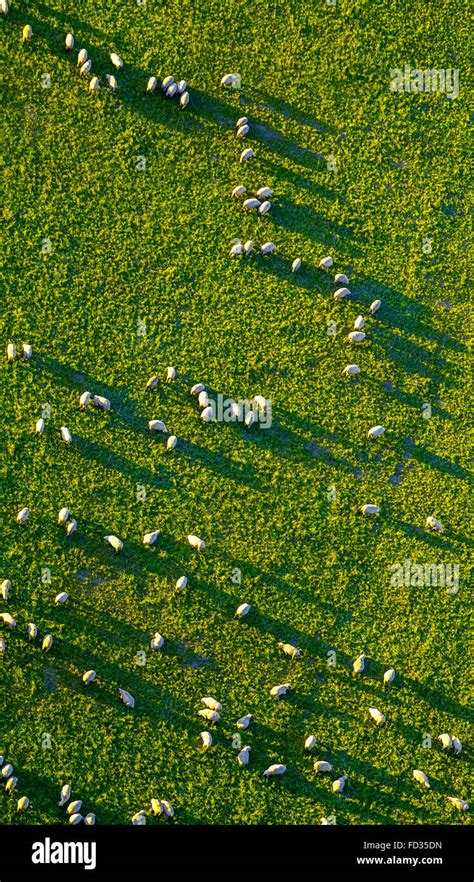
80,60 -> 92,75
42,634 -> 53,651
22,24 -> 32,41
243,240 -> 254,256
66,519 -> 77,537
69,813 -> 84,825
319,256 -> 333,270
369,707 -> 386,726
79,391 -> 91,408
235,603 -> 250,619
438,733 -> 452,750
446,797 -> 469,811
17,796 -> 29,811
245,411 -> 254,430
198,390 -> 210,408
65,33 -> 74,50
94,395 -> 110,411
177,80 -> 187,94
291,258 -> 301,273
61,426 -> 72,443
334,273 -> 349,285
28,623 -> 37,640
131,811 -> 146,825
146,375 -> 160,390
277,642 -> 300,659
55,592 -> 68,606
82,670 -> 96,685
348,331 -> 366,343
313,760 -> 332,773
413,769 -> 430,788
118,688 -> 135,708
201,697 -> 222,712
334,287 -> 350,300
0,638 -> 5,654
146,77 -> 157,93
36,418 -> 45,434
5,776 -> 18,794
354,316 -> 365,330
452,737 -> 462,755
0,1 -> 9,13
77,49 -> 88,67
200,731 -> 212,751
89,77 -> 99,93
230,243 -> 244,257
198,709 -> 220,724
150,632 -> 164,650
2,764 -> 13,778
58,507 -> 69,525
67,800 -> 83,816
16,507 -> 29,524
368,425 -> 385,439
236,714 -> 252,730
243,198 -> 260,211
166,83 -> 178,98
201,405 -> 214,422
220,74 -> 238,86
426,516 -> 444,534
342,364 -> 360,377
305,735 -> 317,751
237,125 -> 249,138
236,116 -> 248,127
143,530 -> 161,546
0,580 -> 10,601
361,504 -> 380,516
263,764 -> 286,777
161,76 -> 174,92
368,299 -> 381,315
238,746 -> 251,765
22,343 -> 32,360
188,534 -> 205,551
176,576 -> 187,591
258,201 -> 272,216
166,366 -> 176,382
332,776 -> 347,793
167,435 -> 177,451
84,813 -> 96,825
7,343 -> 16,361
257,187 -> 273,199
151,799 -> 163,816
270,683 -> 291,698
105,74 -> 117,92
232,185 -> 247,198
353,653 -> 365,674
0,613 -> 16,628
149,419 -> 167,433
110,53 -> 123,69
383,668 -> 395,686
240,148 -> 254,163
161,800 -> 174,818
104,535 -> 123,553
261,242 -> 276,255
58,784 -> 71,807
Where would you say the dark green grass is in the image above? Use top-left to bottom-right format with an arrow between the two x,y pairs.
1,0 -> 472,825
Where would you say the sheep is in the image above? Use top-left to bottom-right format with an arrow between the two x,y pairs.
55,592 -> 68,606
368,299 -> 381,315
319,256 -> 333,270
254,396 -> 267,415
150,632 -> 164,650
369,707 -> 386,726
313,760 -> 332,773
334,273 -> 349,285
230,243 -> 244,257
221,74 -> 238,86
236,116 -> 248,127
261,242 -> 276,255
342,364 -> 360,377
277,642 -> 300,659
104,535 -> 123,553
151,799 -> 163,816
93,395 -> 110,411
243,240 -> 254,256
238,746 -> 251,765
0,638 -> 5,654
166,435 -> 177,453
232,185 -> 247,198
0,1 -> 9,13
161,76 -> 174,92
5,776 -> 18,794
149,419 -> 167,433
89,77 -> 99,93
176,576 -> 187,591
446,797 -> 469,811
334,287 -> 350,300
61,426 -> 72,443
198,709 -> 220,724
28,623 -> 37,640
69,813 -> 84,825
0,613 -> 16,628
118,688 -> 135,708
438,733 -> 452,750
110,53 -> 123,69
236,125 -> 249,138
66,519 -> 77,537
7,343 -> 16,362
361,504 -> 380,516
270,683 -> 291,698
1,764 -> 13,778
77,49 -> 88,67
305,735 -> 317,751
452,737 -> 462,755
235,603 -> 250,619
259,201 -> 272,216
200,731 -> 212,751
413,769 -> 430,788
36,418 -> 45,434
131,811 -> 146,825
105,74 -> 117,92
84,813 -> 96,825
426,516 -> 444,534
243,198 -> 260,211
17,796 -> 29,811
82,670 -> 96,685
383,668 -> 395,686
146,76 -> 157,93
198,390 -> 210,408
257,187 -> 273,199
79,391 -> 91,408
236,714 -> 252,730
353,653 -> 365,674
354,315 -> 365,330
368,425 -> 385,439
42,634 -> 53,651
65,33 -> 74,50
245,411 -> 254,430
348,331 -> 366,343
166,83 -> 178,98
16,507 -> 29,524
80,60 -> 92,75
143,530 -> 161,546
22,24 -> 32,41
332,775 -> 347,793
188,534 -> 205,551
0,580 -> 10,601
161,800 -> 174,818
177,80 -> 187,94
58,785 -> 71,806
201,697 -> 222,711
22,343 -> 32,360
166,366 -> 177,383
291,258 -> 301,273
263,764 -> 286,777
58,507 -> 69,525
240,148 -> 254,163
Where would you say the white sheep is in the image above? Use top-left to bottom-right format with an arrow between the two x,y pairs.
22,343 -> 32,360
58,784 -> 71,806
84,813 -> 96,825
313,760 -> 332,773
230,243 -> 244,257
79,391 -> 91,408
0,1 -> 9,14
236,116 -> 248,127
80,60 -> 92,75
369,707 -> 386,726
188,534 -> 205,551
110,53 -> 123,69
235,603 -> 250,619
82,670 -> 96,685
0,613 -> 16,628
334,287 -> 350,300
118,688 -> 135,708
65,33 -> 74,50
200,731 -> 212,751
257,187 -> 273,199
93,395 -> 110,411
161,800 -> 174,818
277,642 -> 300,659
361,504 -> 380,516
69,813 -> 84,825
333,775 -> 347,793
146,77 -> 157,93
438,733 -> 452,750
0,580 -> 10,601
446,797 -> 469,811
452,737 -> 462,755
149,419 -> 167,433
319,256 -> 333,270
413,769 -> 430,788
243,198 -> 260,211
198,390 -> 210,408
1,764 -> 13,778
131,811 -> 146,825
166,366 -> 176,382
22,24 -> 32,41
198,708 -> 220,723
245,411 -> 254,430
270,683 -> 291,698
89,77 -> 99,93
201,697 -> 222,711
368,425 -> 385,439
28,623 -> 37,640
17,796 -> 29,811
342,364 -> 360,377
177,80 -> 187,94
383,668 -> 395,686
104,535 -> 123,553
237,125 -> 249,138
66,518 -> 77,537
334,273 -> 349,285
232,185 -> 247,198
240,148 -> 254,163
291,258 -> 301,273
261,242 -> 276,255
58,507 -> 69,525
263,764 -> 286,777
36,418 -> 45,434
150,632 -> 164,650
161,76 -> 174,92
426,516 -> 444,534
42,634 -> 53,651
55,592 -> 68,606
16,507 -> 29,524
353,653 -> 365,674
220,74 -> 238,86
236,714 -> 252,730
166,83 -> 178,98
6,776 -> 18,794
259,200 -> 272,216
354,315 -> 365,330
243,240 -> 254,256
66,799 -> 82,815
61,426 -> 72,443
238,746 -> 251,765
368,299 -> 381,315
304,735 -> 317,751
106,74 -> 117,91
77,48 -> 88,67
143,530 -> 161,546
146,375 -> 160,390
0,638 -> 5,654
348,331 -> 366,343
7,343 -> 16,361
176,576 -> 187,591
151,799 -> 163,816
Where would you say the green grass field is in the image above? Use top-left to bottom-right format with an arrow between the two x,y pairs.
1,0 -> 472,826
